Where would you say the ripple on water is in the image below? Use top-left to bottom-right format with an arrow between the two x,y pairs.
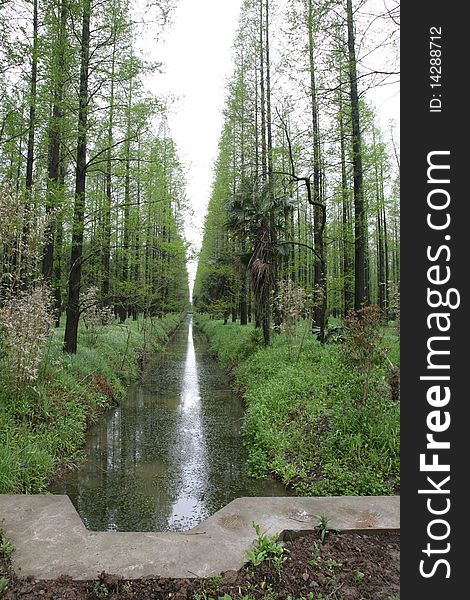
50,315 -> 291,531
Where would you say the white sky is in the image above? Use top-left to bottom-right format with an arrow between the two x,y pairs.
139,0 -> 399,297
142,0 -> 243,294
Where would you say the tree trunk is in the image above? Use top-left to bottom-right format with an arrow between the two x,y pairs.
21,0 -> 39,286
307,0 -> 326,342
339,88 -> 353,315
63,0 -> 91,354
53,160 -> 66,326
373,131 -> 385,310
25,0 -> 38,196
131,136 -> 142,320
101,32 -> 117,306
119,137 -> 131,322
347,0 -> 366,309
264,0 -> 280,334
43,0 -> 68,283
259,0 -> 267,179
253,0 -> 270,341
382,191 -> 389,315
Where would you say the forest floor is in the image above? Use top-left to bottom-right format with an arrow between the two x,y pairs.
0,530 -> 399,600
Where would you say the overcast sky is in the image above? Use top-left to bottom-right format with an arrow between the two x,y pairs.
142,0 -> 243,293
140,0 -> 399,295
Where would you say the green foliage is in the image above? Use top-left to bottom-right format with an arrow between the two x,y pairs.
0,532 -> 14,566
192,0 -> 400,346
199,316 -> 400,496
383,323 -> 400,368
0,578 -> 8,594
323,326 -> 348,344
315,515 -> 333,543
246,522 -> 288,575
308,543 -> 320,567
0,530 -> 13,596
0,314 -> 183,494
325,557 -> 342,572
195,314 -> 262,369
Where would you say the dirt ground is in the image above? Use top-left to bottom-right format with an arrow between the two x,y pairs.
0,530 -> 399,600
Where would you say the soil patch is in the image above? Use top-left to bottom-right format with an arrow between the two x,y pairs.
1,530 -> 399,599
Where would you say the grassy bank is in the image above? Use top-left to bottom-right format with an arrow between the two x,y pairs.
196,314 -> 400,496
0,313 -> 183,494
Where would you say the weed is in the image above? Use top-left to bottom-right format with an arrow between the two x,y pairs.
121,581 -> 133,594
308,542 -> 321,567
315,515 -> 333,543
0,283 -> 53,390
93,580 -> 109,598
81,287 -> 113,346
325,557 -> 342,572
0,533 -> 14,566
341,305 -> 389,403
194,574 -> 230,600
275,279 -> 308,360
0,577 -> 9,594
246,522 -> 288,575
352,569 -> 364,582
193,594 -> 256,600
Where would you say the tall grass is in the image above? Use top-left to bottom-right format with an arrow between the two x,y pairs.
196,313 -> 400,496
0,313 -> 183,494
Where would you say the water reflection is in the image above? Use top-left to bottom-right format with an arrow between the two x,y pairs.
167,316 -> 208,528
50,315 -> 290,531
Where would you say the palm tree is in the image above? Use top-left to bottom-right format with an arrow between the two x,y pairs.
227,177 -> 295,346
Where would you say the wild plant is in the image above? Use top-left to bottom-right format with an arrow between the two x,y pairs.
387,281 -> 400,338
315,515 -> 333,543
246,522 -> 288,576
341,305 -> 389,403
0,183 -> 52,296
0,282 -> 53,391
0,531 -> 14,565
275,279 -> 308,360
81,286 -> 113,345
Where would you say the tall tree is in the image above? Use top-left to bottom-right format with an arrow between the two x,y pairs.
42,0 -> 68,284
306,0 -> 326,340
346,0 -> 366,309
63,0 -> 92,353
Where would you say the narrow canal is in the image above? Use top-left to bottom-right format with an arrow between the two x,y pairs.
50,315 -> 289,531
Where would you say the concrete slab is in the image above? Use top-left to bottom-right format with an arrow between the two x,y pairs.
0,494 -> 399,580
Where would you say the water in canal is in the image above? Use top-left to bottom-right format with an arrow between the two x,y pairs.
50,315 -> 289,531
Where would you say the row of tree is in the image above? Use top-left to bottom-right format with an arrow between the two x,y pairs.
193,0 -> 400,344
0,0 -> 189,354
